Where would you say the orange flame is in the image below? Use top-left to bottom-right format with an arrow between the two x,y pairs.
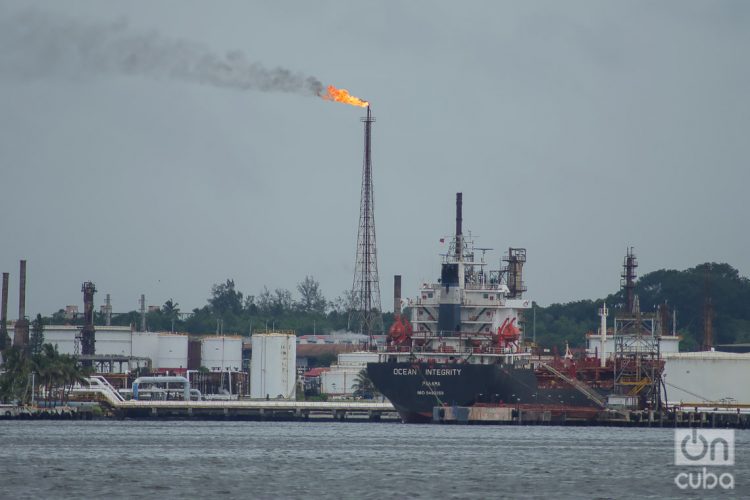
320,85 -> 369,107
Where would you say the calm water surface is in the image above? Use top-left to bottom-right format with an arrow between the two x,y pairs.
0,421 -> 747,499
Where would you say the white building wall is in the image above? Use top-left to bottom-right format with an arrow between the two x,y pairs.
320,368 -> 361,396
201,336 -> 243,372
336,352 -> 379,367
662,352 -> 750,405
319,352 -> 375,396
250,333 -> 296,399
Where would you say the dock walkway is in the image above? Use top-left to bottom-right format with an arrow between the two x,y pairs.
73,376 -> 397,421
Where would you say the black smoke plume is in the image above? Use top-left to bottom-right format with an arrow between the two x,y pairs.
0,9 -> 324,96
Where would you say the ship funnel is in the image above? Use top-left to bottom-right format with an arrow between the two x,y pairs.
393,275 -> 402,316
455,192 -> 462,258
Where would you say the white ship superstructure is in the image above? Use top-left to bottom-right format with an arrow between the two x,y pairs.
382,193 -> 531,365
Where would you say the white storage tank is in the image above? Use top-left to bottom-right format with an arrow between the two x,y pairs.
132,331 -> 160,367
156,333 -> 188,370
94,327 -> 133,356
662,351 -> 750,405
201,335 -> 243,372
586,334 -> 681,359
250,332 -> 296,399
43,326 -> 78,355
40,325 -> 135,357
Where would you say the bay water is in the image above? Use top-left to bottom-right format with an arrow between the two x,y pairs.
1,421 -> 747,498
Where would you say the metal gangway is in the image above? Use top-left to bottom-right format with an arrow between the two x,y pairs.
538,362 -> 607,408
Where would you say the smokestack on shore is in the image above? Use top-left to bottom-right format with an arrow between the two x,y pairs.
394,275 -> 402,316
80,282 -> 97,367
13,260 -> 29,348
18,260 -> 26,322
140,294 -> 146,332
1,272 -> 9,347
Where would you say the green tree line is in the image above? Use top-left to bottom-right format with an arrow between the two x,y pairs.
46,276 -> 394,337
24,262 -> 750,351
532,262 -> 750,351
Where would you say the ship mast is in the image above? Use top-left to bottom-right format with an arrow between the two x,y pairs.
455,192 -> 463,261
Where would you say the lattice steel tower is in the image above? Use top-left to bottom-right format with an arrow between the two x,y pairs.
351,106 -> 383,343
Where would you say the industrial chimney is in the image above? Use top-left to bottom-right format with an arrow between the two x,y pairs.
139,294 -> 146,332
393,275 -> 402,316
18,260 -> 25,321
0,272 -> 9,347
13,260 -> 29,348
104,293 -> 112,326
80,282 -> 97,367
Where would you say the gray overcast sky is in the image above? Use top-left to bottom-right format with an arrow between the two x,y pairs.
1,1 -> 748,319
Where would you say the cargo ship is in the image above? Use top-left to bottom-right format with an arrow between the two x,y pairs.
367,193 -> 612,423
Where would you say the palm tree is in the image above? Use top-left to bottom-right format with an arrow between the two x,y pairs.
34,344 -> 65,407
162,299 -> 180,318
163,299 -> 180,332
0,346 -> 32,404
60,356 -> 90,404
352,369 -> 377,399
1,343 -> 90,407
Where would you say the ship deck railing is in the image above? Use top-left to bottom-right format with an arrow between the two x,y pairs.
416,281 -> 505,291
462,283 -> 504,291
382,345 -> 529,357
410,331 -> 495,338
411,297 -> 511,307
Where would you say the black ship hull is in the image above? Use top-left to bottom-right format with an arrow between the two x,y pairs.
367,361 -> 605,423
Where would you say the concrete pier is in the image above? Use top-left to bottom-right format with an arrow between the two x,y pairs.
113,399 -> 398,421
433,405 -> 750,428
